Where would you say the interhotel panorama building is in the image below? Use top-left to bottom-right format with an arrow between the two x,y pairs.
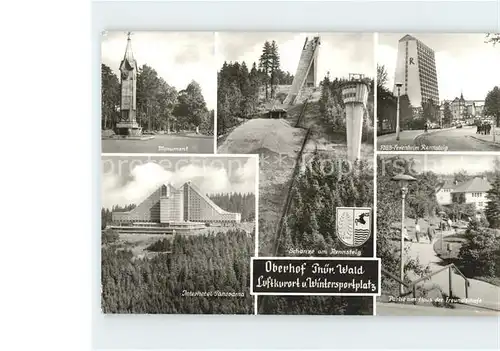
109,181 -> 241,234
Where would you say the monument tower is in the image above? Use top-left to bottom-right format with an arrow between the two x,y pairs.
116,32 -> 142,136
283,36 -> 320,105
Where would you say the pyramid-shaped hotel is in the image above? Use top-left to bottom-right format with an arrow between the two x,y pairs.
108,181 -> 241,234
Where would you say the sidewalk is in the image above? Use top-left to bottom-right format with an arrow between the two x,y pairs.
406,236 -> 500,312
470,132 -> 500,147
378,128 -> 454,147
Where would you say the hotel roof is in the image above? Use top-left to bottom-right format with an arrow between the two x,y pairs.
399,34 -> 434,53
452,177 -> 491,193
436,179 -> 455,193
399,34 -> 417,42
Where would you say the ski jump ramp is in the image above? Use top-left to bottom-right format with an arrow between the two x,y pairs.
283,36 -> 320,105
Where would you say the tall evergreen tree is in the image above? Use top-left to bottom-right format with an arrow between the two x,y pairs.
101,64 -> 120,130
173,80 -> 208,131
269,40 -> 281,99
484,86 -> 500,127
259,41 -> 272,100
485,160 -> 500,228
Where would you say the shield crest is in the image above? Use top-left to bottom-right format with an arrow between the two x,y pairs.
336,207 -> 371,247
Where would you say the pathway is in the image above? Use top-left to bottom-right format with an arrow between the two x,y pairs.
406,234 -> 500,312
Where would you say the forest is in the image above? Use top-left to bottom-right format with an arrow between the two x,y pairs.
283,152 -> 374,257
217,40 -> 294,136
101,204 -> 136,230
101,229 -> 255,314
209,192 -> 256,222
259,152 -> 375,315
101,63 -> 214,134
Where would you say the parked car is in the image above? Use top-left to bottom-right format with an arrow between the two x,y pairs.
456,124 -> 463,128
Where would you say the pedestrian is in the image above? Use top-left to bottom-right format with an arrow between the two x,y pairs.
403,226 -> 410,241
427,224 -> 436,244
447,218 -> 452,231
414,222 -> 421,243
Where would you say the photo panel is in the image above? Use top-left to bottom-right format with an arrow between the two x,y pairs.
101,31 -> 216,154
101,154 -> 258,314
377,33 -> 500,152
376,153 -> 500,315
216,32 -> 377,315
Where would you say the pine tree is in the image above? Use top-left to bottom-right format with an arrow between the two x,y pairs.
101,64 -> 120,130
259,41 -> 272,100
269,40 -> 280,99
485,171 -> 500,229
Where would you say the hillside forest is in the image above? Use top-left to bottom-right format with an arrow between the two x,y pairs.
258,152 -> 375,315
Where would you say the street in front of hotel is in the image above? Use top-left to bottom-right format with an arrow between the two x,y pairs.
379,125 -> 500,151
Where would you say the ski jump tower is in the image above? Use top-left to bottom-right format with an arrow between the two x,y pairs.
341,73 -> 370,162
283,36 -> 320,105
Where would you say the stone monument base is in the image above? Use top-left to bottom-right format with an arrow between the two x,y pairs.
116,122 -> 143,137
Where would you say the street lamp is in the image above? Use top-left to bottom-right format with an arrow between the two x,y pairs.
395,83 -> 402,141
391,173 -> 417,295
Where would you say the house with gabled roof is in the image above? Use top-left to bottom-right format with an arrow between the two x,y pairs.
451,176 -> 491,211
435,179 -> 456,205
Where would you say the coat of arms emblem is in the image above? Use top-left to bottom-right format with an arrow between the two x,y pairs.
336,207 -> 372,247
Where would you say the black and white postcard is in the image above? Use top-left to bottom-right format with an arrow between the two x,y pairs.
98,31 -> 500,317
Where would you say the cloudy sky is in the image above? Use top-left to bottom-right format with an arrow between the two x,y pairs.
101,31 -> 216,110
216,32 -> 375,80
378,33 -> 500,101
381,154 -> 499,176
101,156 -> 257,209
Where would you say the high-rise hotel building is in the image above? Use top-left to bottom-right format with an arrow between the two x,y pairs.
111,181 -> 241,233
393,35 -> 439,108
